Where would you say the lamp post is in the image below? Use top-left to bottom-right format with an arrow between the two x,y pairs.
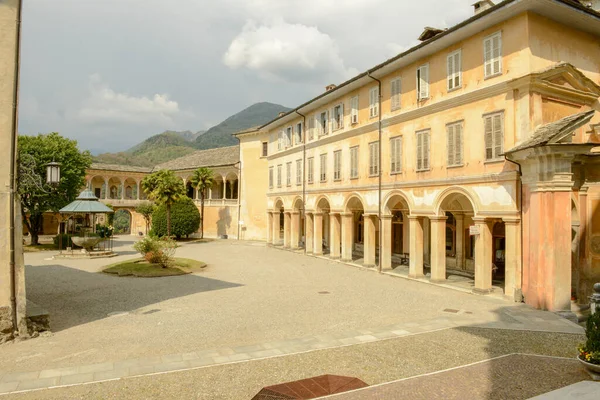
46,161 -> 61,186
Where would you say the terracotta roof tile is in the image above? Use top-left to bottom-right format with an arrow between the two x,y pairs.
153,145 -> 239,171
89,163 -> 153,173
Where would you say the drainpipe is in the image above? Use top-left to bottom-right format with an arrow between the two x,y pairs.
367,72 -> 383,273
295,110 -> 306,253
504,156 -> 524,302
234,157 -> 242,240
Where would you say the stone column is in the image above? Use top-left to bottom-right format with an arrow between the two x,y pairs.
473,217 -> 493,294
402,214 -> 410,254
104,178 -> 109,199
455,214 -> 465,269
409,216 -> 424,278
313,213 -> 323,255
283,212 -> 291,248
329,213 -> 341,259
272,211 -> 281,245
306,213 -> 314,253
291,211 -> 300,249
223,180 -> 227,200
381,215 -> 393,270
504,218 -> 522,301
423,218 -> 430,264
430,216 -> 447,282
364,214 -> 376,267
341,212 -> 354,261
267,212 -> 273,244
120,183 -> 125,200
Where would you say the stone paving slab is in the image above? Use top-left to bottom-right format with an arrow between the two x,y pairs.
0,308 -> 583,396
530,381 -> 600,399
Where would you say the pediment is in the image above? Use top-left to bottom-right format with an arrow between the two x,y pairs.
537,63 -> 600,96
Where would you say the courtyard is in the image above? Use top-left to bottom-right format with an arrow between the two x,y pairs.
0,238 -> 590,398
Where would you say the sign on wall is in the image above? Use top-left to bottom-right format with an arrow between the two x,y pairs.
469,225 -> 480,236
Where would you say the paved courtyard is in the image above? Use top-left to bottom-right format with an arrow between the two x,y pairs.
0,238 -> 588,398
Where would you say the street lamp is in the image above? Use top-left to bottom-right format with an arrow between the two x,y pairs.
46,161 -> 61,185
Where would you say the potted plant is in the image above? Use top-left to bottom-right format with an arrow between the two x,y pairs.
578,306 -> 600,376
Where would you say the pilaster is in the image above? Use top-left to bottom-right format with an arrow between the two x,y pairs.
341,212 -> 353,261
430,216 -> 447,283
408,216 -> 424,278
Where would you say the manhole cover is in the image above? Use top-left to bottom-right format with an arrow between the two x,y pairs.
318,291 -> 330,294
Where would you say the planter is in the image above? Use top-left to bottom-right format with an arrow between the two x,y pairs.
578,356 -> 600,380
71,236 -> 105,251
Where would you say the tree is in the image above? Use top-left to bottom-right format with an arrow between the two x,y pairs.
151,197 -> 200,239
135,202 -> 155,234
189,167 -> 214,239
141,169 -> 185,237
17,133 -> 92,245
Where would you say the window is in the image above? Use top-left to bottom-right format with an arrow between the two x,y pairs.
350,146 -> 359,179
268,167 -> 274,188
262,142 -> 268,157
447,121 -> 463,166
308,116 -> 315,140
351,96 -> 359,124
484,32 -> 502,78
277,131 -> 283,151
416,130 -> 430,171
319,111 -> 329,135
369,141 -> 379,176
333,104 -> 344,130
295,122 -> 303,145
417,64 -> 429,100
369,87 -> 379,118
285,126 -> 293,147
286,162 -> 292,186
307,157 -> 314,183
484,112 -> 504,160
447,50 -> 462,90
390,136 -> 402,174
277,164 -> 282,187
296,159 -> 302,185
391,78 -> 401,110
333,150 -> 342,181
320,153 -> 327,182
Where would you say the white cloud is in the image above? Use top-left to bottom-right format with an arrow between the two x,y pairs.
77,74 -> 182,126
223,19 -> 357,83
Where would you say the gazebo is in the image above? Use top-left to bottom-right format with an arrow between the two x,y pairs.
56,189 -> 116,258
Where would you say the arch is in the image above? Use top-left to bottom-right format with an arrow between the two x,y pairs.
292,196 -> 304,211
123,177 -> 137,200
343,192 -> 367,212
383,190 -> 412,215
273,197 -> 284,210
113,209 -> 132,234
314,195 -> 331,213
434,186 -> 479,216
225,171 -> 239,181
89,175 -> 107,199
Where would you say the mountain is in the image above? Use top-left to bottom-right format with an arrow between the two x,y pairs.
92,102 -> 289,167
194,102 -> 290,150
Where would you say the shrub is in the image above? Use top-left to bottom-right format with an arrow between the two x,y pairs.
53,234 -> 79,248
579,310 -> 600,365
96,224 -> 114,238
151,197 -> 200,239
133,236 -> 177,268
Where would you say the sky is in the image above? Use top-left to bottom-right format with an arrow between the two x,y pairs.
18,0 -> 473,154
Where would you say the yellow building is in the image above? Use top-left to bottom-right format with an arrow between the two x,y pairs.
235,0 -> 600,313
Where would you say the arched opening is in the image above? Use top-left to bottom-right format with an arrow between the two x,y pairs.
107,177 -> 122,200
316,197 -> 331,254
225,172 -> 239,200
210,176 -> 224,200
384,194 -> 411,267
123,178 -> 137,200
186,180 -> 195,199
274,199 -> 284,245
344,196 -> 366,262
293,198 -> 305,248
113,209 -> 132,234
89,176 -> 106,199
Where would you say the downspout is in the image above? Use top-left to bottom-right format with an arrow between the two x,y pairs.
234,155 -> 242,240
504,156 -> 523,302
295,110 -> 306,253
9,0 -> 24,335
367,72 -> 383,273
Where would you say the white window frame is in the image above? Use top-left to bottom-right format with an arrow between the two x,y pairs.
416,64 -> 430,101
296,159 -> 302,185
268,166 -> 274,188
350,146 -> 359,179
286,162 -> 292,186
390,78 -> 401,111
277,164 -> 282,187
416,130 -> 431,172
369,141 -> 380,177
295,122 -> 303,145
333,150 -> 342,181
262,142 -> 268,157
350,96 -> 359,124
483,31 -> 502,78
484,111 -> 504,161
319,111 -> 329,136
369,86 -> 379,118
390,136 -> 402,174
307,157 -> 314,184
285,126 -> 293,148
320,153 -> 327,182
446,121 -> 463,167
332,103 -> 344,131
447,50 -> 462,91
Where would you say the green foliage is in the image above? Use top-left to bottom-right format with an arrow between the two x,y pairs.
18,132 -> 92,245
133,236 -> 177,268
135,202 -> 156,233
53,234 -> 79,248
142,169 -> 186,237
113,209 -> 131,234
151,197 -> 200,239
105,204 -> 115,225
95,224 -> 114,238
189,167 -> 214,239
579,310 -> 600,364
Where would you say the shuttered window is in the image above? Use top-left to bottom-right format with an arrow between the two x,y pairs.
295,122 -> 303,144
277,131 -> 283,151
369,87 -> 379,118
320,153 -> 327,182
269,167 -> 273,188
319,111 -> 329,135
351,96 -> 359,124
286,162 -> 292,186
447,50 -> 462,91
390,136 -> 402,174
307,158 -> 314,183
446,122 -> 463,166
484,112 -> 504,160
391,78 -> 401,110
333,104 -> 344,130
334,150 -> 342,181
369,141 -> 380,176
262,142 -> 268,157
285,127 -> 292,147
484,32 -> 502,78
416,130 -> 430,171
350,146 -> 359,179
277,165 -> 282,187
416,64 -> 429,100
296,159 -> 302,185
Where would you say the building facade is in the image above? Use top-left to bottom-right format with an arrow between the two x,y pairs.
240,0 -> 600,313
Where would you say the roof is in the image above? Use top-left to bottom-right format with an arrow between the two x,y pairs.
153,145 -> 239,171
505,110 -> 596,154
89,163 -> 152,173
59,190 -> 114,214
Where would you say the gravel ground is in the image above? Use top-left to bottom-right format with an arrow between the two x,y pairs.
1,239 -> 519,373
4,328 -> 585,400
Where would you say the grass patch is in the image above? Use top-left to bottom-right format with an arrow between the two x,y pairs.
23,243 -> 57,253
103,257 -> 207,277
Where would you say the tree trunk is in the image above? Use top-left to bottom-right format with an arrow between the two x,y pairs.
28,213 -> 42,246
200,192 -> 205,239
166,204 -> 172,237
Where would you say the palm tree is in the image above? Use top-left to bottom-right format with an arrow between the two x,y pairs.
141,170 -> 185,237
189,167 -> 214,239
